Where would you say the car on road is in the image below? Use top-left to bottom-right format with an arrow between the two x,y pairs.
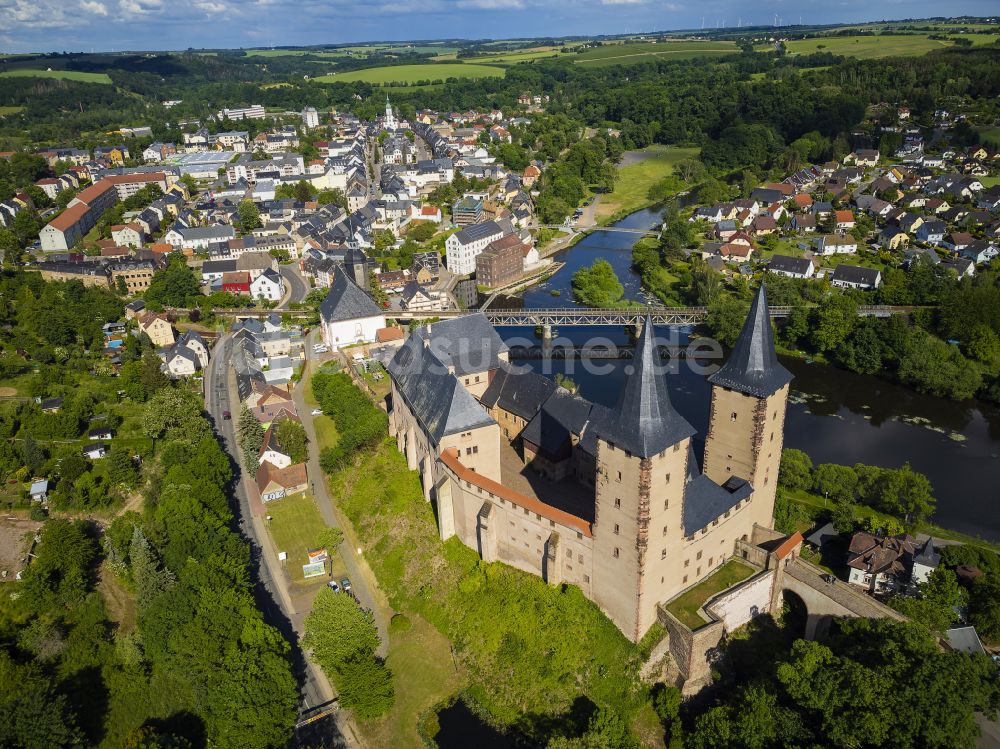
312,344 -> 328,354
311,408 -> 323,416
222,410 -> 231,420
340,577 -> 352,592
326,580 -> 340,592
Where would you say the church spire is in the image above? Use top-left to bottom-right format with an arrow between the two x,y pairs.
594,314 -> 695,458
707,284 -> 792,398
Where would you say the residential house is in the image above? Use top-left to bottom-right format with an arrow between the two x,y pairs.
136,311 -> 174,347
879,226 -> 910,250
831,265 -> 881,290
915,220 -> 946,245
791,214 -> 817,232
846,532 -> 938,593
256,461 -> 308,502
250,268 -> 284,301
259,422 -> 293,469
445,220 -> 505,276
400,282 -> 444,312
817,235 -> 858,255
767,255 -> 815,279
319,267 -> 386,349
943,232 -> 973,252
164,345 -> 202,377
221,271 -> 251,295
834,210 -> 856,231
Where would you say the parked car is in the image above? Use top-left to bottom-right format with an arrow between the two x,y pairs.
310,408 -> 323,416
326,580 -> 340,592
222,410 -> 231,420
340,577 -> 352,592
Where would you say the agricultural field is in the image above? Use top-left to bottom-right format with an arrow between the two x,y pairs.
596,144 -> 699,220
470,46 -> 566,64
0,69 -> 112,84
778,33 -> 998,59
0,106 -> 24,116
313,63 -> 505,85
574,40 -> 739,67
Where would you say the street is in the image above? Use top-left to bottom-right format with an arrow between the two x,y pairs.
204,336 -> 356,748
280,264 -> 309,308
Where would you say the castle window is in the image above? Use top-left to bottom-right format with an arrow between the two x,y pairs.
536,513 -> 541,521
614,498 -> 621,509
709,557 -> 713,566
696,567 -> 701,576
464,377 -> 470,384
578,554 -> 583,563
684,559 -> 689,568
664,499 -> 669,510
673,443 -> 680,452
712,519 -> 719,527
613,547 -> 620,558
665,473 -> 671,484
577,532 -> 583,540
661,549 -> 667,560
550,520 -> 555,528
567,549 -> 572,558
770,433 -> 774,442
773,411 -> 778,420
731,411 -> 737,421
608,442 -> 615,451
764,476 -> 769,485
616,471 -> 622,482
473,446 -> 478,454
724,511 -> 730,519
683,575 -> 688,584
583,575 -> 590,583
696,551 -> 702,560
613,524 -> 620,535
662,525 -> 668,537
475,375 -> 481,383
523,508 -> 529,516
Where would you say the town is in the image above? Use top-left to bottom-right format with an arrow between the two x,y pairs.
1,16 -> 999,749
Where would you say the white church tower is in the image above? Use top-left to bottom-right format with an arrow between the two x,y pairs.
384,95 -> 397,131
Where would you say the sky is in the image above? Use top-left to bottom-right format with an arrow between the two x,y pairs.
0,0 -> 996,54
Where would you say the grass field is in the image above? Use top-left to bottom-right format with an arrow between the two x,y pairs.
266,492 -> 328,583
665,560 -> 755,630
0,69 -> 112,84
0,106 -> 24,116
471,48 -> 563,64
574,40 -> 739,67
597,144 -> 699,220
314,63 -> 505,85
360,615 -> 462,747
778,34 -> 998,59
979,126 -> 1000,144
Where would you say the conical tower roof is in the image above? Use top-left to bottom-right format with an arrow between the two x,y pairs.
594,315 -> 695,458
708,284 -> 792,398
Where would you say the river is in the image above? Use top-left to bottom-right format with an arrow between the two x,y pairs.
491,206 -> 1000,543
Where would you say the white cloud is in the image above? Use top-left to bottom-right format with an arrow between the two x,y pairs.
119,0 -> 162,13
193,0 -> 228,11
81,0 -> 109,14
457,0 -> 526,7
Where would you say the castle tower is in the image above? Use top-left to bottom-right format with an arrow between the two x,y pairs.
703,285 -> 793,531
591,316 -> 696,641
345,246 -> 369,291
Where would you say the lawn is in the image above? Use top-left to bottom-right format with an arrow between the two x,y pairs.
978,126 -> 1000,145
0,106 -> 24,116
574,41 -> 739,67
597,144 -> 699,220
664,559 -> 755,630
360,614 -> 463,748
313,63 -> 505,85
265,492 -> 329,584
0,69 -> 112,84
778,34 -> 998,59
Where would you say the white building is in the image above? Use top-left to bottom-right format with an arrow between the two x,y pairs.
319,267 -> 386,350
217,105 -> 266,121
302,107 -> 320,129
384,95 -> 397,131
250,268 -> 284,301
445,220 -> 504,276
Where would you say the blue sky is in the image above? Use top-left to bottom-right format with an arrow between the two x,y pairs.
0,0 -> 996,54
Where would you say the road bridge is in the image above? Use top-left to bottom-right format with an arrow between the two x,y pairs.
535,224 -> 661,237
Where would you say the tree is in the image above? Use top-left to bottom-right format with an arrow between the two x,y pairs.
812,463 -> 858,503
145,255 -> 200,308
236,404 -> 264,476
571,260 -> 624,307
275,419 -> 308,464
877,463 -> 936,524
830,501 -> 857,534
108,447 -> 140,489
890,567 -> 965,634
707,296 -> 749,348
129,526 -> 175,611
334,652 -> 394,720
779,449 -> 814,491
316,527 -> 344,554
968,574 -> 1000,644
0,228 -> 20,264
0,651 -> 84,748
237,199 -> 262,234
809,295 -> 857,353
304,588 -> 381,667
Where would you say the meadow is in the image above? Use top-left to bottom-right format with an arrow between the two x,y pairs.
0,69 -> 112,84
778,33 -> 998,59
596,144 -> 699,220
574,40 -> 739,67
313,63 -> 505,85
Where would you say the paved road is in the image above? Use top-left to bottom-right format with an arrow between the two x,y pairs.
292,336 -> 393,653
280,264 -> 309,308
205,336 -> 356,748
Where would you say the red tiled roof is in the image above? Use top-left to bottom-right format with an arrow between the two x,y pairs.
835,210 -> 855,223
773,532 -> 804,560
376,326 -> 405,343
47,202 -> 90,232
440,448 -> 593,538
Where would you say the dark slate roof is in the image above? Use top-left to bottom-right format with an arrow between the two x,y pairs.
577,403 -> 614,457
522,388 -> 594,456
767,255 -> 812,275
913,537 -> 941,568
682,474 -> 753,536
320,266 -> 384,323
593,316 -> 695,458
415,314 -> 509,377
805,521 -> 839,548
478,364 -> 555,421
708,285 -> 793,398
831,264 -> 880,286
386,334 -> 495,442
451,220 -> 502,246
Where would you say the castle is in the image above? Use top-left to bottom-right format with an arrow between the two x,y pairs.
385,286 -> 791,642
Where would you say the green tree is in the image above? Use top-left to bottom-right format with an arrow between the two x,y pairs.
968,574 -> 1000,644
145,255 -> 201,308
830,501 -> 857,534
877,463 -> 936,524
779,449 -> 814,491
237,199 -> 262,234
237,404 -> 264,476
890,567 -> 965,634
707,296 -> 749,348
809,295 -> 857,353
571,260 -> 625,307
108,447 -> 140,489
812,463 -> 858,503
0,651 -> 84,748
275,419 -> 308,464
304,588 -> 381,667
